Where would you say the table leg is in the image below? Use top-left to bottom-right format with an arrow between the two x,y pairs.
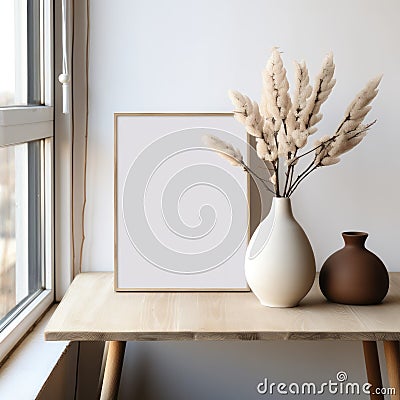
363,341 -> 384,400
384,341 -> 400,400
99,341 -> 127,400
97,342 -> 109,396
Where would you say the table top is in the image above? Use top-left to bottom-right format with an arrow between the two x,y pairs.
45,272 -> 400,342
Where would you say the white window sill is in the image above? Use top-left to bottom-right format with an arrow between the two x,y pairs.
0,305 -> 70,399
0,290 -> 54,362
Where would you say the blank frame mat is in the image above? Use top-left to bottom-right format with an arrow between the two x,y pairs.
115,114 -> 250,290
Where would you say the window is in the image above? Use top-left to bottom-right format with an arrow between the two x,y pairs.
0,0 -> 53,362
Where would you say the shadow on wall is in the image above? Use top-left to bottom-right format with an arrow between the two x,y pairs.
36,339 -> 387,399
37,342 -> 104,400
119,343 -> 152,399
36,343 -> 78,400
118,341 -> 384,400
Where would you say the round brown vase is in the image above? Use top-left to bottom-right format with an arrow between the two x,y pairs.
319,232 -> 389,305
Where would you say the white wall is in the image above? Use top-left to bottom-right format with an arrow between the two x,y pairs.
85,0 -> 400,271
85,0 -> 399,398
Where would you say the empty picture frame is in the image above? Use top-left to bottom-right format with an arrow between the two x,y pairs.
114,113 -> 251,291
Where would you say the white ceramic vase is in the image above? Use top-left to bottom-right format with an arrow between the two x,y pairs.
245,197 -> 316,307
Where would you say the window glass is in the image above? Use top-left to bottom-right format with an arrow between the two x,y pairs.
0,0 -> 51,356
0,141 -> 43,327
0,0 -> 28,106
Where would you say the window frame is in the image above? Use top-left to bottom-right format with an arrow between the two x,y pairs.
0,0 -> 54,363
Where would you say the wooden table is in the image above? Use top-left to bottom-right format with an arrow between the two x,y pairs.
45,272 -> 400,400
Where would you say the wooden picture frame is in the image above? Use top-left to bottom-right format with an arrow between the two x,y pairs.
114,112 -> 253,291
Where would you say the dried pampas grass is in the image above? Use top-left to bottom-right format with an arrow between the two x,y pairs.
202,134 -> 243,167
204,48 -> 381,197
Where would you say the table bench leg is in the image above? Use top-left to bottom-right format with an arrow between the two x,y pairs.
363,341 -> 384,400
384,341 -> 400,400
99,341 -> 127,400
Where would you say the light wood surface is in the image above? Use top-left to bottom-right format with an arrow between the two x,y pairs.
45,272 -> 400,342
99,341 -> 126,400
97,342 -> 109,396
363,341 -> 384,400
384,341 -> 400,400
